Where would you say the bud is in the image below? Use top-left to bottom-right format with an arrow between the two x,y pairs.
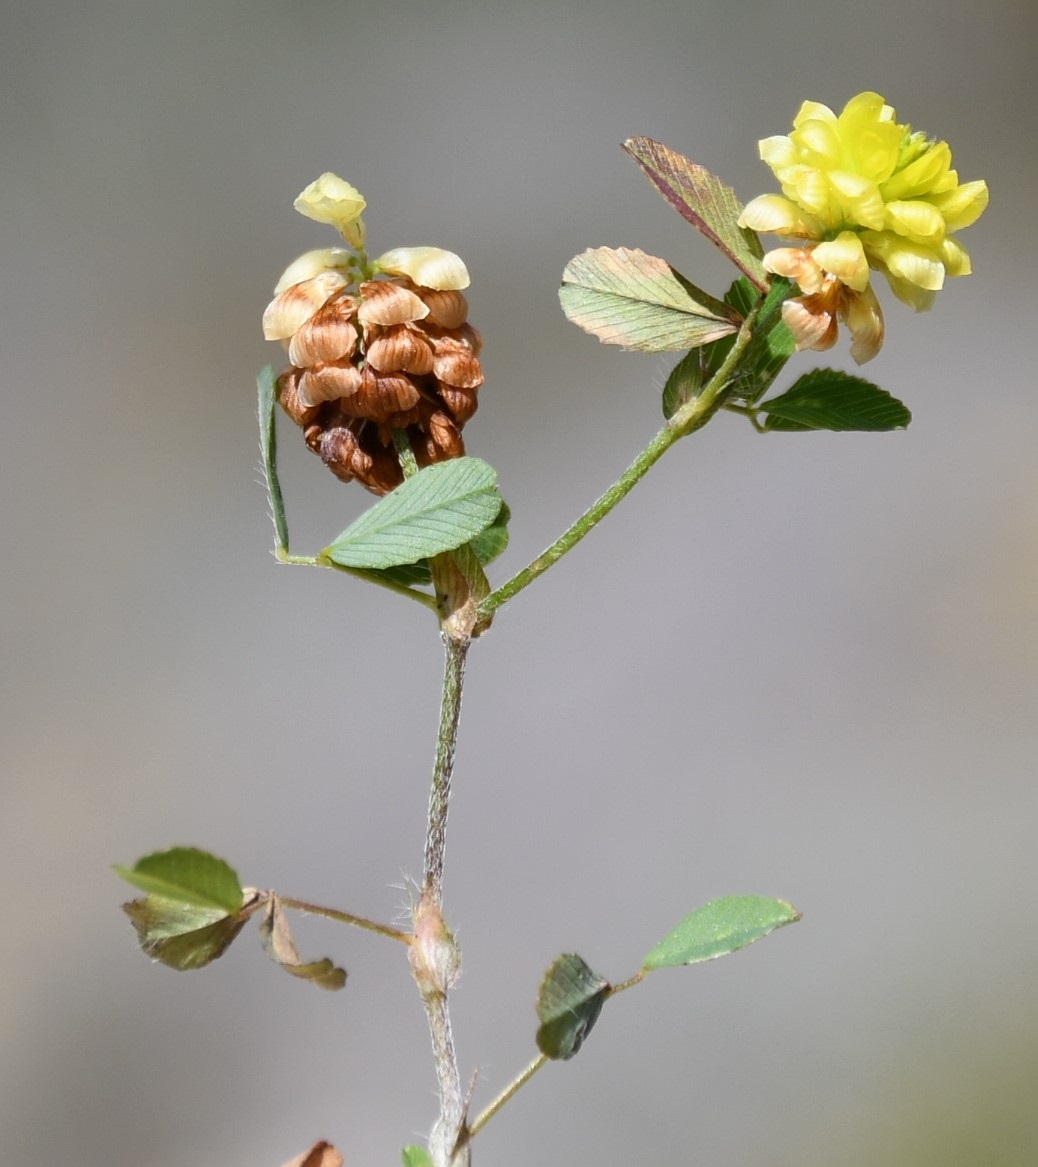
293,173 -> 367,249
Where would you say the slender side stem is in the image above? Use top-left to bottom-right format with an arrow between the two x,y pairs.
277,553 -> 439,609
424,634 -> 470,904
276,895 -> 411,943
477,303 -> 762,620
467,1055 -> 548,1139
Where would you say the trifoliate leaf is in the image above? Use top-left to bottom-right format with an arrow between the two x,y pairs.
623,138 -> 768,290
122,896 -> 252,971
560,247 -> 738,353
257,365 -> 289,555
642,896 -> 800,971
114,847 -> 244,912
535,953 -> 611,1060
259,895 -> 347,991
760,369 -> 912,432
321,457 -> 502,569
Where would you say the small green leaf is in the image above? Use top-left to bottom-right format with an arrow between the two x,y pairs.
623,138 -> 768,290
114,847 -> 244,912
536,953 -> 611,1060
469,498 -> 510,567
257,365 -> 289,555
661,349 -> 706,419
122,896 -> 250,970
643,896 -> 800,971
760,369 -> 912,432
401,1147 -> 434,1167
321,457 -> 503,570
259,895 -> 347,991
560,247 -> 738,353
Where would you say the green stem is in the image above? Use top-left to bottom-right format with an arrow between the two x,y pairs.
276,895 -> 411,943
392,427 -> 421,477
476,299 -> 764,621
467,1055 -> 548,1139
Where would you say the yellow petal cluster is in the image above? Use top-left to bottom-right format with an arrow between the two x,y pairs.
739,92 -> 988,362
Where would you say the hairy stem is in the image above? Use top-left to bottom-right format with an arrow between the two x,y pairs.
411,633 -> 470,1165
424,634 -> 469,904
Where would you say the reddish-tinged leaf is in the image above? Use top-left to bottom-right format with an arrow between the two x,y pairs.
560,246 -> 739,353
623,137 -> 768,291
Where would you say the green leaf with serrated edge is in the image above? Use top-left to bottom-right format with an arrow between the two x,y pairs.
114,847 -> 244,912
258,894 -> 347,991
536,953 -> 611,1060
643,896 -> 800,971
623,137 -> 768,291
122,897 -> 249,970
401,1147 -> 434,1167
760,369 -> 912,432
360,498 -> 510,591
321,457 -> 502,570
560,247 -> 738,353
257,365 -> 289,555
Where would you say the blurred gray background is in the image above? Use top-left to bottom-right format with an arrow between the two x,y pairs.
3,1 -> 1036,1165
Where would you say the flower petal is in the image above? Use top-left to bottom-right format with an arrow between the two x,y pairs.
813,232 -> 870,292
294,173 -> 367,249
374,246 -> 470,291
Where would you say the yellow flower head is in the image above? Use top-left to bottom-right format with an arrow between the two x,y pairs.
739,92 -> 988,362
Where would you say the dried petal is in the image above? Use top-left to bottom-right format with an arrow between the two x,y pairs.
416,407 -> 465,462
263,271 -> 350,341
276,369 -> 321,427
430,337 -> 484,389
300,363 -> 362,406
357,280 -> 429,327
437,383 -> 479,424
288,297 -> 359,367
418,288 -> 469,329
352,366 -> 422,421
365,325 -> 435,375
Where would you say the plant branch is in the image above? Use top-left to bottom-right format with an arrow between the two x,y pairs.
476,298 -> 765,620
276,895 -> 411,943
467,1055 -> 548,1139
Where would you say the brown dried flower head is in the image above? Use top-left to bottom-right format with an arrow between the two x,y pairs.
263,178 -> 483,495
